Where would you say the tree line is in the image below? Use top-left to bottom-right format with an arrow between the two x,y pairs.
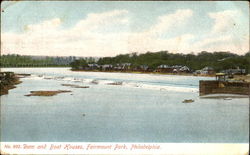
71,51 -> 250,73
1,51 -> 249,73
0,54 -> 76,67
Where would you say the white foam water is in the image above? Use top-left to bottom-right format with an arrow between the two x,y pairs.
123,82 -> 198,92
25,73 -> 199,93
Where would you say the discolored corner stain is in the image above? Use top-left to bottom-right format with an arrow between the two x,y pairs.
1,0 -> 21,13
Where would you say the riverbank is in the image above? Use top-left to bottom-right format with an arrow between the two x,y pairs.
0,72 -> 22,96
71,69 -> 215,77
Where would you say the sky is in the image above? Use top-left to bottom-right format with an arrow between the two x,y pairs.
1,1 -> 249,57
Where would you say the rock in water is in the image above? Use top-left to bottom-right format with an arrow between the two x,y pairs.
182,99 -> 194,103
25,90 -> 72,96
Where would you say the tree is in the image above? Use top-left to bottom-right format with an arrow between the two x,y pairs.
70,59 -> 87,69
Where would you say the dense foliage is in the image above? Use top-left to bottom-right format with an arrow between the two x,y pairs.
0,54 -> 75,67
70,59 -> 87,69
97,51 -> 250,72
1,51 -> 249,73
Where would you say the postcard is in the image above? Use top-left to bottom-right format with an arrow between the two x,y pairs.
0,1 -> 249,154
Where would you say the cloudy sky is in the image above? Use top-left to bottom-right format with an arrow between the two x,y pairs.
1,1 -> 249,56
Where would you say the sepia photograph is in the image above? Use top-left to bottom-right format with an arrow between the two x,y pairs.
0,1 -> 249,154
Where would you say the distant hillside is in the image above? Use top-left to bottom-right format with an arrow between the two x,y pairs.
71,51 -> 250,73
0,55 -> 99,67
1,51 -> 249,73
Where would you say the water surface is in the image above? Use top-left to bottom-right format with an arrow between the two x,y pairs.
1,68 -> 249,142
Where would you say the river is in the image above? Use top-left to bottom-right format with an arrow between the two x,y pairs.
0,68 -> 249,142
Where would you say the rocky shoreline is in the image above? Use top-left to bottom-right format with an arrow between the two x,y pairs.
0,72 -> 22,96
